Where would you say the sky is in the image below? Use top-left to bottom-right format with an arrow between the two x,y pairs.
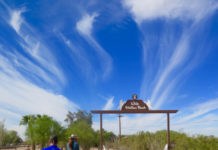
0,0 -> 218,138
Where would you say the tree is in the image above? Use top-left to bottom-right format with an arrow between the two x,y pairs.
20,115 -> 37,150
20,114 -> 65,149
65,110 -> 92,126
0,120 -> 5,147
64,111 -> 75,125
74,110 -> 92,126
34,115 -> 64,148
0,121 -> 22,147
2,130 -> 22,146
66,121 -> 96,150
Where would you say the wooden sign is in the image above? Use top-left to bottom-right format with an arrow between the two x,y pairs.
91,94 -> 178,150
121,94 -> 149,111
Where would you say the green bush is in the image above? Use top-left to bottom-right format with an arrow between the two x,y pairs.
114,130 -> 218,150
66,121 -> 96,150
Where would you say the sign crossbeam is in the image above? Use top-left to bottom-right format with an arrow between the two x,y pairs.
91,110 -> 178,114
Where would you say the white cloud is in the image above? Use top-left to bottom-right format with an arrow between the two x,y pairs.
122,0 -> 218,24
9,10 -> 24,33
0,54 -> 21,79
58,33 -> 97,81
0,71 -> 78,121
86,37 -> 113,79
76,13 -> 113,80
7,8 -> 66,86
151,32 -> 190,108
103,96 -> 114,110
20,39 -> 66,85
0,6 -> 77,139
0,70 -> 78,137
139,27 -> 194,109
76,13 -> 98,36
0,108 -> 21,120
172,113 -> 218,136
137,0 -> 218,109
177,98 -> 218,123
125,0 -> 217,108
0,49 -> 78,138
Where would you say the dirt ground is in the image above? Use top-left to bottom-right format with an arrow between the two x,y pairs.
0,146 -> 114,150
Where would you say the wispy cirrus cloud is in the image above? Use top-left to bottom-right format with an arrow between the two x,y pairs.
149,29 -> 191,108
92,0 -> 218,137
122,0 -> 218,109
9,9 -> 25,33
6,6 -> 66,86
0,53 -> 78,138
0,42 -> 79,119
76,13 -> 113,80
0,3 -> 79,138
176,98 -> 218,123
76,13 -> 98,37
170,99 -> 218,136
57,33 -> 98,81
103,96 -> 114,110
0,72 -> 78,122
123,0 -> 218,24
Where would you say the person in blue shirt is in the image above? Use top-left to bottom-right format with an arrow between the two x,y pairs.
66,134 -> 79,150
43,135 -> 61,150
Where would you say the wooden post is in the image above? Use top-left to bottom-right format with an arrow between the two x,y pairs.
167,113 -> 170,150
118,114 -> 122,140
100,113 -> 103,150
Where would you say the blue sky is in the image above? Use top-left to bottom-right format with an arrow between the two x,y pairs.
0,0 -> 218,137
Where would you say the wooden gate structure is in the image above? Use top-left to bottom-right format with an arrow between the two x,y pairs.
91,94 -> 178,150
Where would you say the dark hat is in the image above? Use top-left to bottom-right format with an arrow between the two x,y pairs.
70,134 -> 78,139
50,135 -> 58,145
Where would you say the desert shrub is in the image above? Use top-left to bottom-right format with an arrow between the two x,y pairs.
113,130 -> 218,150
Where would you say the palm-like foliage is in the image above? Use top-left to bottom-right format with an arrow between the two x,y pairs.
20,115 -> 37,139
20,115 -> 37,150
34,114 -> 65,148
20,114 -> 65,149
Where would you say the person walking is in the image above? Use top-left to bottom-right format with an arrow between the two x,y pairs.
43,135 -> 61,150
66,134 -> 79,150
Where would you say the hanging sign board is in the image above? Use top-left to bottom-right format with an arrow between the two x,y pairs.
121,94 -> 149,111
